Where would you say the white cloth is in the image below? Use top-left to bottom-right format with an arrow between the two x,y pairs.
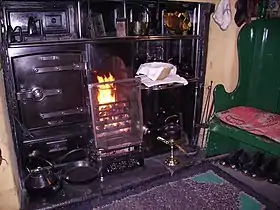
212,0 -> 231,31
136,75 -> 188,88
136,62 -> 177,81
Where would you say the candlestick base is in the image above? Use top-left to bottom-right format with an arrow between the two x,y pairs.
165,156 -> 180,167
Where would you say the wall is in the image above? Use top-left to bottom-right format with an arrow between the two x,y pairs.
0,70 -> 20,210
0,0 -> 239,209
204,0 -> 239,93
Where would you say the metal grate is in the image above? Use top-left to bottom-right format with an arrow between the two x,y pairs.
88,78 -> 143,151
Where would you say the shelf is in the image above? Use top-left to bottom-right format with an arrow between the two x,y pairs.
91,35 -> 200,42
8,35 -> 199,48
141,77 -> 198,91
8,38 -> 90,48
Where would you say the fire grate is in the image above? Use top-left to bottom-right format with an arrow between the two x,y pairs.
88,77 -> 143,152
96,100 -> 131,139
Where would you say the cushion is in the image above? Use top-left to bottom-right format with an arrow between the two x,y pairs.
216,106 -> 280,143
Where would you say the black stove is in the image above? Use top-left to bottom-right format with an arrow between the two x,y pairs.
0,0 -> 213,209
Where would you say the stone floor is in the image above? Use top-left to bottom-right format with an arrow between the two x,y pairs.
66,153 -> 280,210
216,163 -> 280,207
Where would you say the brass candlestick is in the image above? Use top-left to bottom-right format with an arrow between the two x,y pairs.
165,139 -> 180,166
157,137 -> 180,166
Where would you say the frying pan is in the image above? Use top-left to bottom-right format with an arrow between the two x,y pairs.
59,148 -> 99,184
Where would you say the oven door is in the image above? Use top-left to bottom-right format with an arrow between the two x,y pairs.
13,52 -> 88,130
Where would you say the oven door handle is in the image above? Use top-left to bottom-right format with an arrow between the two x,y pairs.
17,87 -> 62,102
33,62 -> 87,73
40,107 -> 86,119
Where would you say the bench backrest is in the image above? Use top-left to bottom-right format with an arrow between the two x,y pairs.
238,19 -> 280,113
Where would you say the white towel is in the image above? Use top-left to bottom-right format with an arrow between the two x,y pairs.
212,0 -> 231,31
136,62 -> 177,81
137,74 -> 188,88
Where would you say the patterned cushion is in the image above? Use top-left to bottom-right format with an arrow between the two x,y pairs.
216,106 -> 280,143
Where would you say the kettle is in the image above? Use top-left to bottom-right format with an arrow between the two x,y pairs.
158,114 -> 182,140
24,156 -> 60,196
7,26 -> 23,43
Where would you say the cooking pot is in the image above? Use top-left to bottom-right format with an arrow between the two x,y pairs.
24,156 -> 60,196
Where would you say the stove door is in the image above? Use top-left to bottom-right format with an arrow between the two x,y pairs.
13,52 -> 87,129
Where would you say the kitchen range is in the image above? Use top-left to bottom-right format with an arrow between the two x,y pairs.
0,0 -> 213,209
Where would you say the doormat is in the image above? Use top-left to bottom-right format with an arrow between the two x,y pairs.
94,170 -> 266,210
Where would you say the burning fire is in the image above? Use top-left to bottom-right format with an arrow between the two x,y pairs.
95,73 -> 131,141
97,73 -> 116,105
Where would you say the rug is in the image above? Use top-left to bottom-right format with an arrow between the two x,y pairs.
94,170 -> 266,210
64,163 -> 278,210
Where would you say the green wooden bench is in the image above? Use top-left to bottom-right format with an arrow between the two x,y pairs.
206,19 -> 280,158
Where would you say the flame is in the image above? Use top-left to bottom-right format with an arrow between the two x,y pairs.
95,73 -> 131,140
97,73 -> 116,105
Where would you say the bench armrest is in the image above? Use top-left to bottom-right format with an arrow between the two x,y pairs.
214,84 -> 240,113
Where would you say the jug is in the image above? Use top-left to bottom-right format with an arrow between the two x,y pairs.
128,5 -> 150,36
28,16 -> 43,36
